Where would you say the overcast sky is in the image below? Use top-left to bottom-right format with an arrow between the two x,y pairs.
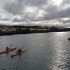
0,0 -> 70,26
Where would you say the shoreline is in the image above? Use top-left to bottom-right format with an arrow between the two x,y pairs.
0,25 -> 70,36
0,29 -> 70,36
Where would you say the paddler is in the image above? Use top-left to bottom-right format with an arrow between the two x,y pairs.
17,48 -> 22,54
6,47 -> 9,53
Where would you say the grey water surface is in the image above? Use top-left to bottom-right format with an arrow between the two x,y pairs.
0,32 -> 70,70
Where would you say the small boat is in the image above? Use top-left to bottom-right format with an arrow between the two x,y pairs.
11,49 -> 27,58
68,38 -> 70,40
0,48 -> 16,54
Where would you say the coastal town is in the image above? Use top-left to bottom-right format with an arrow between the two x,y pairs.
0,25 -> 70,36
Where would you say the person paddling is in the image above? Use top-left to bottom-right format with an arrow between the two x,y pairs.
6,47 -> 9,53
17,48 -> 22,54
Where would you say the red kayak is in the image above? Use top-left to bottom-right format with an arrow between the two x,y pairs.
11,49 -> 27,58
0,48 -> 16,54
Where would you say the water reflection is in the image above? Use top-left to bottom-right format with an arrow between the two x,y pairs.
50,32 -> 70,70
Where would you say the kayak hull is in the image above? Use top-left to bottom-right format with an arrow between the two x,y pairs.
11,49 -> 27,58
0,48 -> 16,54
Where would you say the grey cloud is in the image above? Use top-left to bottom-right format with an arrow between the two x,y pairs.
3,0 -> 70,23
12,18 -> 23,22
45,5 -> 57,15
44,7 -> 70,20
62,20 -> 70,23
58,18 -> 70,23
3,0 -> 59,21
17,0 -> 47,6
4,0 -> 47,15
62,0 -> 70,4
4,0 -> 23,14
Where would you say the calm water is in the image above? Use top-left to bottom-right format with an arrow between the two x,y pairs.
0,32 -> 70,70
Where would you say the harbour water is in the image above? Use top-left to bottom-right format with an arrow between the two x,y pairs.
0,32 -> 70,70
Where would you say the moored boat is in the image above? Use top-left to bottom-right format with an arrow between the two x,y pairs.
68,38 -> 70,40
